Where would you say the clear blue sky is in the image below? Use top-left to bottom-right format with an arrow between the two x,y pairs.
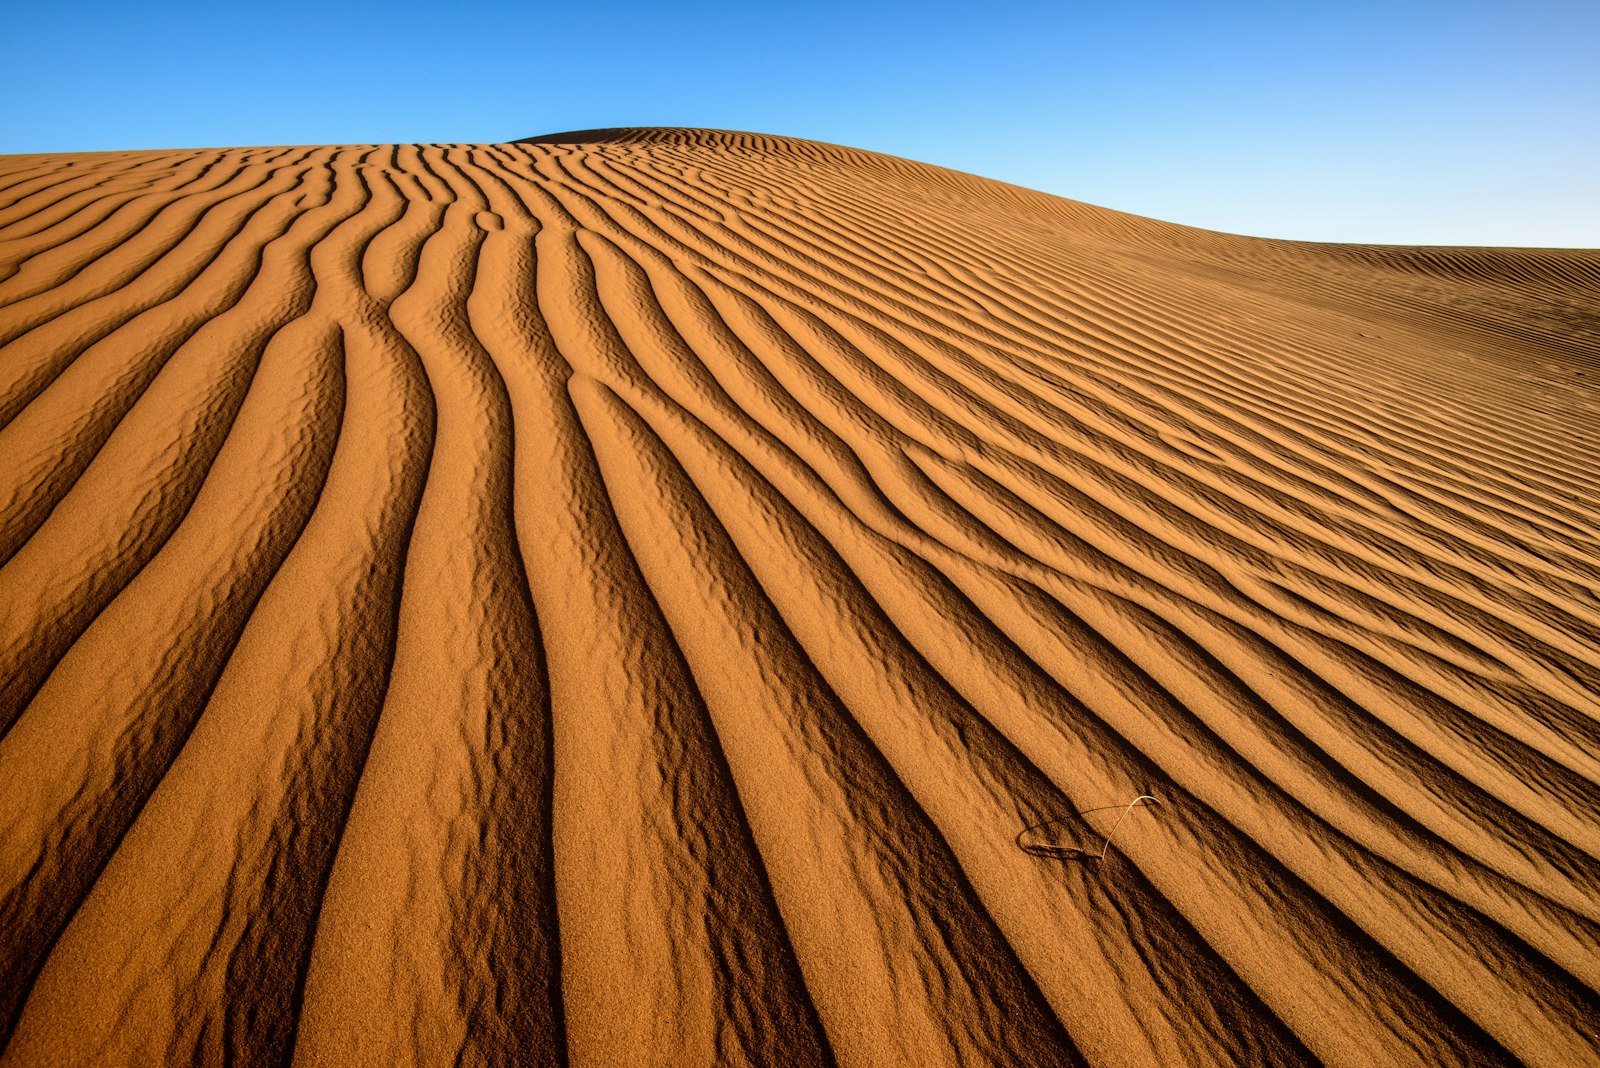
3,1 -> 1596,246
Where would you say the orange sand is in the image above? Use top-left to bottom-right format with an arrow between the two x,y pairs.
1,128 -> 1598,1066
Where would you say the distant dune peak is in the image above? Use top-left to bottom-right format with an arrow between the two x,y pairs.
517,125 -> 712,144
516,124 -> 795,142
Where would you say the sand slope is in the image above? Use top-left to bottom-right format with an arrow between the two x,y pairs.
1,128 -> 1598,1066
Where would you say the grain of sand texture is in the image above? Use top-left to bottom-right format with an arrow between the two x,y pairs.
1,127 -> 1599,1067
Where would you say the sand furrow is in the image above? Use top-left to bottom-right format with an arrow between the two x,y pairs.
0,149 -> 321,355
0,310 -> 349,1046
0,157 -> 388,732
0,150 -> 260,303
567,225 -> 1596,1060
469,168 -> 834,1068
594,371 -> 1312,1066
576,379 -> 1081,1067
295,158 -> 563,1066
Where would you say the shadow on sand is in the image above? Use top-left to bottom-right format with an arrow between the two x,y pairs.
1017,796 -> 1162,862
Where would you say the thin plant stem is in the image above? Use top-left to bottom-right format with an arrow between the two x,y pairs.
1096,795 -> 1161,861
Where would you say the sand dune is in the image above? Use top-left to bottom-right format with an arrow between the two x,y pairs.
1,127 -> 1598,1066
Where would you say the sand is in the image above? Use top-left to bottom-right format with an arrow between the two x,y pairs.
0,127 -> 1597,1066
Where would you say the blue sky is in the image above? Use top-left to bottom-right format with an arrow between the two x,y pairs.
3,1 -> 1595,246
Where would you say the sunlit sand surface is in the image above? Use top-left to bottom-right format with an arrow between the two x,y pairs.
2,128 -> 1598,1066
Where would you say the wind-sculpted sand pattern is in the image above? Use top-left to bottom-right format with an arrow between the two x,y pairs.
1,128 -> 1599,1067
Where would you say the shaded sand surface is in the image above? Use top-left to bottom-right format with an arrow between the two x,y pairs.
2,128 -> 1599,1066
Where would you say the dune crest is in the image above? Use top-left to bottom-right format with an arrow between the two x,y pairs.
1,128 -> 1598,1066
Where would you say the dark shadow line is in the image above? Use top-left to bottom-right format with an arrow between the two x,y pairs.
1017,795 -> 1162,861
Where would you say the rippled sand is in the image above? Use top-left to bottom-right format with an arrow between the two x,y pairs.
2,128 -> 1598,1066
